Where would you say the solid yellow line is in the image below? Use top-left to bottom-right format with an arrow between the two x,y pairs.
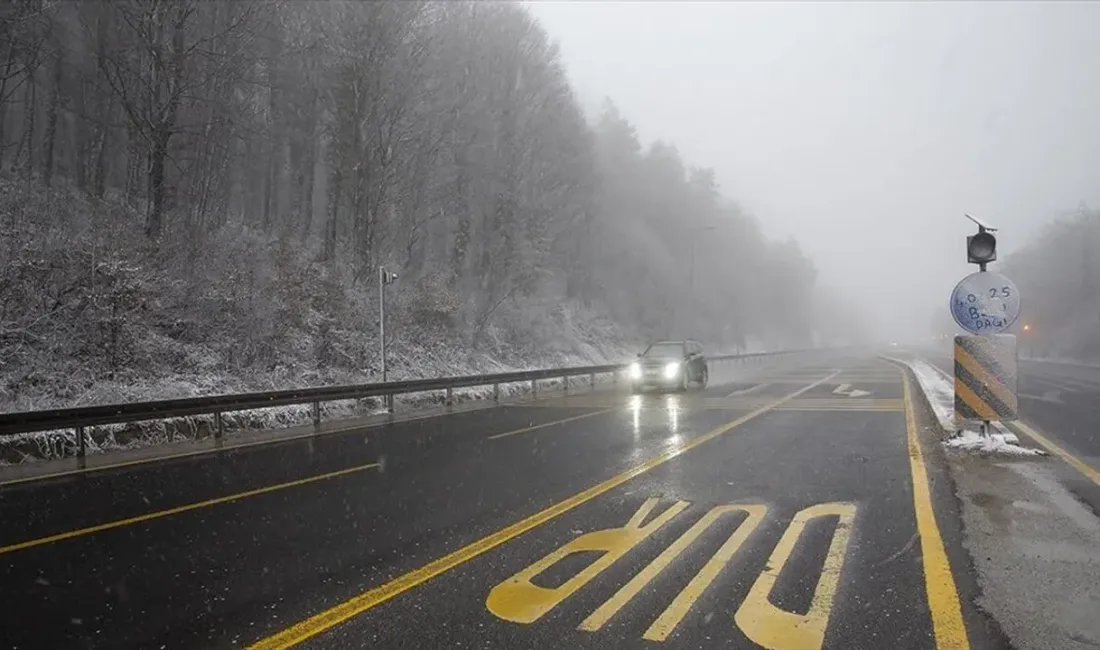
0,462 -> 380,555
902,371 -> 970,649
246,371 -> 840,650
487,409 -> 614,440
1010,421 -> 1100,487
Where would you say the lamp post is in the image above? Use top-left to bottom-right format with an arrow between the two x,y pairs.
378,266 -> 398,410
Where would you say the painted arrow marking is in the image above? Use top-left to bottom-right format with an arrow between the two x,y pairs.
832,384 -> 871,398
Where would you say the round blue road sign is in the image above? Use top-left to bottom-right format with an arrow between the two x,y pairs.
950,271 -> 1021,334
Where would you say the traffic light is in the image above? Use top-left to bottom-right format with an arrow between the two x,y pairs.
964,213 -> 998,267
379,267 -> 398,285
967,231 -> 997,265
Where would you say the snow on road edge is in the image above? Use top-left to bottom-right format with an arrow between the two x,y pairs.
886,355 -> 1046,456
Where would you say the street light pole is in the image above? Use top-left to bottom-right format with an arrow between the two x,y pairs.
689,237 -> 696,296
378,266 -> 398,410
687,225 -> 716,335
379,266 -> 387,383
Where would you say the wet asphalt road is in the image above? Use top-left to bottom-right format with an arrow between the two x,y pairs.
0,353 -> 1002,650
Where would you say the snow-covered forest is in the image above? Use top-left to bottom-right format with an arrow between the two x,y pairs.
1006,204 -> 1100,360
0,0 -> 851,411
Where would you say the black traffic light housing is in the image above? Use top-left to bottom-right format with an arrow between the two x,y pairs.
964,213 -> 998,270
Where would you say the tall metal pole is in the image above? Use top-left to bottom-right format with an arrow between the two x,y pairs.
379,265 -> 387,383
689,238 -> 696,296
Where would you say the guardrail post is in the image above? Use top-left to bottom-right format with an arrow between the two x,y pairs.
589,372 -> 596,390
386,394 -> 394,414
215,412 -> 224,440
493,383 -> 500,403
446,387 -> 453,406
76,426 -> 86,469
531,379 -> 537,397
311,401 -> 320,426
562,376 -> 569,395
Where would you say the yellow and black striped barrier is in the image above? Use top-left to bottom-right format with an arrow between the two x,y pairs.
954,334 -> 1018,422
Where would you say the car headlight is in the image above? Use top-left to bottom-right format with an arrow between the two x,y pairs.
664,362 -> 680,379
628,362 -> 641,379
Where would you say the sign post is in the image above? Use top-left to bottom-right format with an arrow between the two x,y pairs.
950,215 -> 1021,435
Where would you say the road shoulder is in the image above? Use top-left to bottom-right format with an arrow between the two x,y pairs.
905,360 -> 1100,650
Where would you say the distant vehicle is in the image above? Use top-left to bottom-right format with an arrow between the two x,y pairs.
627,340 -> 708,393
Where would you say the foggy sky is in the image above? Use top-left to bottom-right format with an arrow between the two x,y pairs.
526,1 -> 1100,341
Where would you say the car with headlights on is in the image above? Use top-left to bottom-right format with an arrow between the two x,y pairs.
627,340 -> 709,393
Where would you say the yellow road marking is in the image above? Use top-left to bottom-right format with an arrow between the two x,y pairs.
245,372 -> 839,650
734,502 -> 856,650
641,506 -> 767,641
1010,420 -> 1100,487
488,498 -> 689,623
487,409 -> 614,440
902,370 -> 970,649
0,462 -> 380,555
579,504 -> 765,633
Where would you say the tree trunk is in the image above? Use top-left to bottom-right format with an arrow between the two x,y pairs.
15,70 -> 36,175
323,168 -> 341,261
300,131 -> 317,242
41,50 -> 62,188
146,127 -> 169,238
125,122 -> 143,205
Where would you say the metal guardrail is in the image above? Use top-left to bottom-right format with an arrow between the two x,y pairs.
0,350 -> 810,464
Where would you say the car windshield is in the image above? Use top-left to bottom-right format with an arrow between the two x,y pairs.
642,342 -> 684,358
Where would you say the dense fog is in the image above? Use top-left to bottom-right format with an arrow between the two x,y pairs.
531,1 -> 1100,349
2,1 -> 1098,411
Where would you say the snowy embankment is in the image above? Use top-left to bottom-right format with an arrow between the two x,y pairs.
896,357 -> 1045,457
0,345 -> 626,466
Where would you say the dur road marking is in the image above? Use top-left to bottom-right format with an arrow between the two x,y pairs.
492,499 -> 855,648
0,462 -> 380,555
488,498 -> 690,623
578,504 -> 767,638
734,502 -> 856,650
901,369 -> 970,650
245,372 -> 839,650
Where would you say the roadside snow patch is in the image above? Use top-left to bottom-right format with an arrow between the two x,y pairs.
944,429 -> 1047,456
907,359 -> 956,432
